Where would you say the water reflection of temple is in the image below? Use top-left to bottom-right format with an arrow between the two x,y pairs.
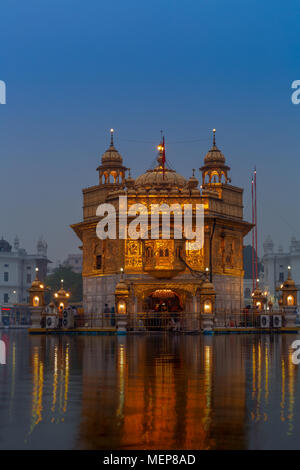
1,333 -> 298,449
78,336 -> 248,449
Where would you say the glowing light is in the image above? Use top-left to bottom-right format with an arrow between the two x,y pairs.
204,299 -> 212,313
110,128 -> 114,133
118,300 -> 126,314
39,284 -> 44,289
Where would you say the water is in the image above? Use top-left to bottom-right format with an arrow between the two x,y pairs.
0,330 -> 299,450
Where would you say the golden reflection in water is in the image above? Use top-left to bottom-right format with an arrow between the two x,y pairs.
280,358 -> 285,422
51,345 -> 58,414
27,338 -> 71,437
249,336 -> 298,435
28,347 -> 44,437
252,344 -> 256,399
20,334 -> 300,449
78,336 -> 247,450
264,343 -> 269,406
116,343 -> 126,418
288,348 -> 295,435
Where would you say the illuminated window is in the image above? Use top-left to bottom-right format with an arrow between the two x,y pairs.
33,296 -> 40,307
287,295 -> 294,306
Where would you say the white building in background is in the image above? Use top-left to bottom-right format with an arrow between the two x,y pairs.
0,236 -> 50,311
62,253 -> 82,274
262,235 -> 300,303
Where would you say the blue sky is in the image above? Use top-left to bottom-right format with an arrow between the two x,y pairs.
0,0 -> 299,262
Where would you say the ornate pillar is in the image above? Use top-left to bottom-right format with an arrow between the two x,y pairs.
114,270 -> 129,334
199,278 -> 216,334
28,268 -> 46,328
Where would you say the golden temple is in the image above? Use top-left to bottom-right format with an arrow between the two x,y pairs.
71,129 -> 252,322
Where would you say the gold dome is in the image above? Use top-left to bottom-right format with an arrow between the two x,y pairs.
135,154 -> 187,190
201,278 -> 215,292
115,279 -> 129,294
283,271 -> 296,288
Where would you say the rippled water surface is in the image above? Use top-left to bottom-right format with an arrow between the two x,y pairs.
0,331 -> 300,449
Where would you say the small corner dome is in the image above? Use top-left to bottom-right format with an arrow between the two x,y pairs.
204,144 -> 226,165
101,129 -> 123,165
0,238 -> 12,253
101,145 -> 123,165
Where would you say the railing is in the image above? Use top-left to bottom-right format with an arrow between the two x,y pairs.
38,310 -> 290,331
214,310 -> 286,328
130,312 -> 201,332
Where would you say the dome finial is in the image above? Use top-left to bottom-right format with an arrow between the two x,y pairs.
212,128 -> 216,147
110,128 -> 114,147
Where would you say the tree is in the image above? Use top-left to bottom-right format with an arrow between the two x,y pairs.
45,266 -> 82,303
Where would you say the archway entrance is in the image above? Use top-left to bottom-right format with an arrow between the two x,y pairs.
142,289 -> 183,331
145,289 -> 183,313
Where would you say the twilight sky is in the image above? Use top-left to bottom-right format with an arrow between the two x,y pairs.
0,0 -> 299,264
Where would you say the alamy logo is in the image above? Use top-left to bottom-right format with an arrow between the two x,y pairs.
0,80 -> 6,104
291,80 -> 300,105
0,340 -> 6,365
96,196 -> 204,250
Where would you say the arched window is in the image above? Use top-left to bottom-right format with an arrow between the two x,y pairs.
165,249 -> 169,257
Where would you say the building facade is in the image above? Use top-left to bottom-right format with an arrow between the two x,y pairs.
0,236 -> 49,321
71,130 -> 252,319
262,235 -> 300,303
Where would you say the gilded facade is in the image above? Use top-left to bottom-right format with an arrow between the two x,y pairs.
71,129 -> 252,317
